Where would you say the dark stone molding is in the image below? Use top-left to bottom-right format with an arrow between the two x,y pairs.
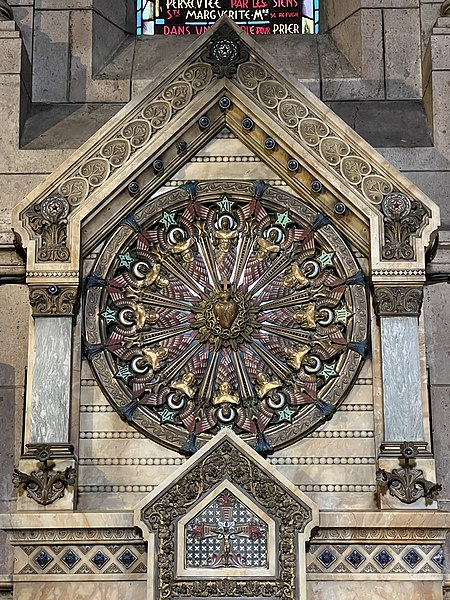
373,285 -> 423,317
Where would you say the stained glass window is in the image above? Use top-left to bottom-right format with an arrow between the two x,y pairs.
136,0 -> 319,35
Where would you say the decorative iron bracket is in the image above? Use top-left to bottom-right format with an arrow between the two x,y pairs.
12,444 -> 76,506
376,441 -> 441,504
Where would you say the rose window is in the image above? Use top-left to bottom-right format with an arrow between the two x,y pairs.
84,182 -> 368,453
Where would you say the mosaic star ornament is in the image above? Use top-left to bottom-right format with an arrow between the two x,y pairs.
85,182 -> 367,454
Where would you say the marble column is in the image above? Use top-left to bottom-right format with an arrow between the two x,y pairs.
30,317 -> 72,443
27,285 -> 77,445
14,284 -> 78,510
380,316 -> 424,441
374,285 -> 425,442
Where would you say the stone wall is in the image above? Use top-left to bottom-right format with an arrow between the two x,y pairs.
0,0 -> 450,591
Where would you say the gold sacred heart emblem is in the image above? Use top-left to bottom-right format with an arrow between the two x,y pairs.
214,296 -> 239,329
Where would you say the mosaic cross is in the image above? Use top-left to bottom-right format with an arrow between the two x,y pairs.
188,491 -> 265,568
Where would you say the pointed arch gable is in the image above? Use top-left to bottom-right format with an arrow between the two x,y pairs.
13,16 -> 439,281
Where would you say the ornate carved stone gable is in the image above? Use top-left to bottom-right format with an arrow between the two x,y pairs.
13,16 -> 439,280
135,429 -> 318,600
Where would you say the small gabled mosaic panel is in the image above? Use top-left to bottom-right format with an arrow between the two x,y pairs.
307,543 -> 445,576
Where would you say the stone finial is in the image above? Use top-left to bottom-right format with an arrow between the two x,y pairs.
441,0 -> 450,16
0,0 -> 13,20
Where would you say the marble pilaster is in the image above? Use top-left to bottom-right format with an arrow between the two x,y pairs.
380,316 -> 424,441
29,317 -> 72,443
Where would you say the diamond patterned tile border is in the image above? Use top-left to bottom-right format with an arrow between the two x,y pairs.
61,549 -> 81,570
33,550 -> 53,570
90,550 -> 110,570
346,549 -> 365,569
118,548 -> 138,569
402,549 -> 423,568
317,548 -> 336,569
374,549 -> 394,569
432,548 -> 445,570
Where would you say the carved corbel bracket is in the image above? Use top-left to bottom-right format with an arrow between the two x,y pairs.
376,442 -> 441,504
373,285 -> 423,317
12,444 -> 77,506
29,284 -> 78,316
441,0 -> 450,17
379,193 -> 430,262
22,196 -> 70,263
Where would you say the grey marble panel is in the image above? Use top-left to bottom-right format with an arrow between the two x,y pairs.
30,317 -> 72,443
380,316 -> 424,441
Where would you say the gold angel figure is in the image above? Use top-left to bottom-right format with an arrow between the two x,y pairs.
170,372 -> 197,398
135,303 -> 160,330
284,344 -> 310,370
293,303 -> 316,329
255,372 -> 282,398
170,229 -> 195,263
142,345 -> 168,370
283,262 -> 308,289
143,263 -> 169,289
215,216 -> 239,252
213,382 -> 240,406
256,230 -> 280,261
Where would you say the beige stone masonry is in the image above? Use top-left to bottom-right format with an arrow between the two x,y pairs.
423,15 -> 450,160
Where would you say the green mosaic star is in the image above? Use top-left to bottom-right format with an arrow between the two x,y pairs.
219,423 -> 234,430
217,195 -> 234,213
115,365 -> 133,381
160,210 -> 177,229
335,306 -> 353,324
117,252 -> 133,268
101,307 -> 116,324
159,408 -> 175,423
321,362 -> 338,382
278,405 -> 295,422
274,211 -> 291,228
318,250 -> 335,268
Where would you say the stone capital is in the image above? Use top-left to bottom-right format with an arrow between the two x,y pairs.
373,285 -> 423,317
29,284 -> 78,317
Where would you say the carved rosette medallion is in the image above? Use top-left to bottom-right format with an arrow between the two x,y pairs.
85,182 -> 368,454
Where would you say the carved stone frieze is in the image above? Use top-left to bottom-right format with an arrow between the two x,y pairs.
234,61 -> 431,262
23,196 -> 70,262
373,286 -> 423,317
312,527 -> 445,542
10,528 -> 141,543
29,285 -> 78,316
35,64 -> 212,210
12,445 -> 76,506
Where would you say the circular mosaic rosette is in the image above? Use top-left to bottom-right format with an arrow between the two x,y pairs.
84,182 -> 368,454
